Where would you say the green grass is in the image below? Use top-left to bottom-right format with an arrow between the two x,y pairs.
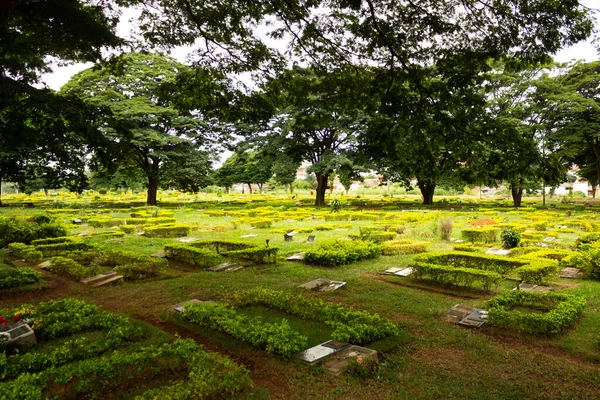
1,194 -> 600,399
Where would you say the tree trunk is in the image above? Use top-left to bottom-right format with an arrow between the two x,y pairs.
258,183 -> 263,194
387,181 -> 391,196
593,185 -> 597,199
247,183 -> 253,195
511,186 -> 523,207
0,175 -> 3,205
44,188 -> 48,197
241,185 -> 244,194
284,183 -> 288,194
417,179 -> 436,205
542,182 -> 546,207
147,175 -> 159,206
315,173 -> 328,206
290,183 -> 294,194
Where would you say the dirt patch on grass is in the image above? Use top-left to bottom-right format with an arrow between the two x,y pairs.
469,218 -> 497,227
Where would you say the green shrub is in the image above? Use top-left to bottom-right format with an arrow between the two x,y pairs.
452,244 -> 478,252
119,225 -> 137,234
228,246 -> 279,264
249,219 -> 272,229
34,241 -> 94,257
382,240 -> 429,255
486,291 -> 586,334
143,223 -> 192,238
0,216 -> 67,248
31,236 -> 77,246
304,240 -> 382,267
515,261 -> 560,284
164,244 -> 223,268
48,256 -> 91,280
7,242 -> 31,258
413,251 -> 526,275
501,228 -> 521,249
22,249 -> 43,263
439,217 -> 453,241
0,265 -> 41,290
349,231 -> 397,243
91,230 -> 125,238
461,228 -> 499,243
184,302 -> 307,358
411,262 -> 502,290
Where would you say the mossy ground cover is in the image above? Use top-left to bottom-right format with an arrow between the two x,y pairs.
1,191 -> 600,399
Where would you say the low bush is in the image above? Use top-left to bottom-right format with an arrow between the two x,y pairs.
501,228 -> 521,249
439,218 -> 453,241
514,261 -> 560,284
348,231 -> 397,243
228,246 -> 279,264
382,240 -> 429,255
164,244 -> 223,268
91,230 -> 125,238
413,251 -> 526,275
233,288 -> 400,344
486,291 -> 586,334
0,216 -> 67,248
34,241 -> 95,257
119,225 -> 137,234
48,256 -> 92,280
304,240 -> 382,267
0,264 -> 41,290
30,237 -> 76,246
461,228 -> 499,243
183,302 -> 307,358
411,262 -> 502,291
143,223 -> 192,238
452,244 -> 478,252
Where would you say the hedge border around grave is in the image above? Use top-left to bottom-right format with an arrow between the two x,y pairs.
382,240 -> 429,255
164,244 -> 224,268
303,239 -> 382,267
182,302 -> 307,358
486,290 -> 586,335
411,262 -> 502,291
143,223 -> 192,238
166,240 -> 278,266
0,265 -> 41,290
461,228 -> 499,243
232,288 -> 400,344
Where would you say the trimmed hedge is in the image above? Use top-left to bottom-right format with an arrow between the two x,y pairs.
143,224 -> 192,238
0,264 -> 41,290
382,240 -> 429,255
413,251 -> 526,275
34,241 -> 95,257
183,302 -> 307,358
304,240 -> 381,267
461,228 -> 499,243
101,249 -> 167,279
48,256 -> 94,280
486,291 -> 586,334
348,231 -> 397,243
164,244 -> 224,268
228,247 -> 279,264
514,262 -> 560,285
411,262 -> 502,291
0,216 -> 67,248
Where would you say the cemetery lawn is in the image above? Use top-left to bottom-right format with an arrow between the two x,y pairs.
1,192 -> 600,399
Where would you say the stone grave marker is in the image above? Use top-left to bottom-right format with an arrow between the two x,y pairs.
72,219 -> 83,225
293,340 -> 351,365
559,267 -> 584,279
299,279 -> 346,292
286,253 -> 305,261
178,237 -> 199,243
208,262 -> 244,272
458,309 -> 488,328
151,251 -> 166,258
80,271 -> 124,287
450,238 -> 465,243
383,267 -> 414,276
307,235 -> 316,243
486,248 -> 510,256
514,283 -> 552,292
240,234 -> 258,238
447,304 -> 488,327
37,260 -> 52,269
322,345 -> 378,376
284,231 -> 298,242
170,299 -> 216,313
543,236 -> 556,242
1,323 -> 37,346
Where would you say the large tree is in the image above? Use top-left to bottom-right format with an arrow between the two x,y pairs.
62,52 -> 222,205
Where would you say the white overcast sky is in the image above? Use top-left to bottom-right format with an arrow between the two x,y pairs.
41,2 -> 600,91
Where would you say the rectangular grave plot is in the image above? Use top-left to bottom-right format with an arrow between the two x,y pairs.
293,343 -> 340,364
458,309 -> 487,328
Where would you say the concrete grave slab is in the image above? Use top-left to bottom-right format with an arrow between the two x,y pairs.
178,237 -> 199,243
299,278 -> 331,290
151,251 -> 166,258
170,299 -> 216,313
72,219 -> 83,225
394,267 -> 414,277
458,309 -> 488,328
208,262 -> 243,272
37,261 -> 52,269
81,271 -> 124,287
486,248 -> 510,256
559,267 -> 585,279
323,345 -> 378,376
447,304 -> 477,324
293,340 -> 351,365
450,238 -> 465,243
240,234 -> 258,238
531,285 -> 553,293
2,323 -> 37,346
514,283 -> 552,292
319,281 -> 346,292
383,267 -> 404,275
286,253 -> 305,261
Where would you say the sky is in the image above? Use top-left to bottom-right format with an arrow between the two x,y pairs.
40,2 -> 600,91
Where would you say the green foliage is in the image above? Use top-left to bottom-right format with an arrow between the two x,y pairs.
164,244 -> 224,268
581,242 -> 600,281
349,230 -> 397,243
228,247 -> 279,264
330,199 -> 343,213
344,357 -> 380,379
0,216 -> 67,248
101,249 -> 167,280
183,302 -> 307,358
0,264 -> 41,290
414,251 -> 526,275
143,224 -> 192,238
234,289 -> 400,344
304,240 -> 382,267
452,244 -> 478,252
411,262 -> 502,291
461,228 -> 499,243
382,240 -> 429,255
34,241 -> 95,257
439,217 -> 453,241
119,225 -> 136,234
515,262 -> 560,285
48,256 -> 91,280
486,291 -> 586,335
501,228 -> 522,249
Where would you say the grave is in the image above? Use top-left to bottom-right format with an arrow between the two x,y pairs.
543,237 -> 557,242
514,283 -> 552,292
178,237 -> 199,243
170,299 -> 215,313
80,271 -> 124,287
383,267 -> 414,277
0,323 -> 37,346
207,262 -> 244,272
322,345 -> 378,376
450,238 -> 465,243
284,231 -> 298,242
307,235 -> 316,243
151,251 -> 166,258
240,234 -> 258,238
37,260 -> 52,269
293,340 -> 351,365
447,304 -> 487,327
286,253 -> 305,261
486,248 -> 510,256
558,267 -> 585,279
299,279 -> 346,292
72,219 -> 83,225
